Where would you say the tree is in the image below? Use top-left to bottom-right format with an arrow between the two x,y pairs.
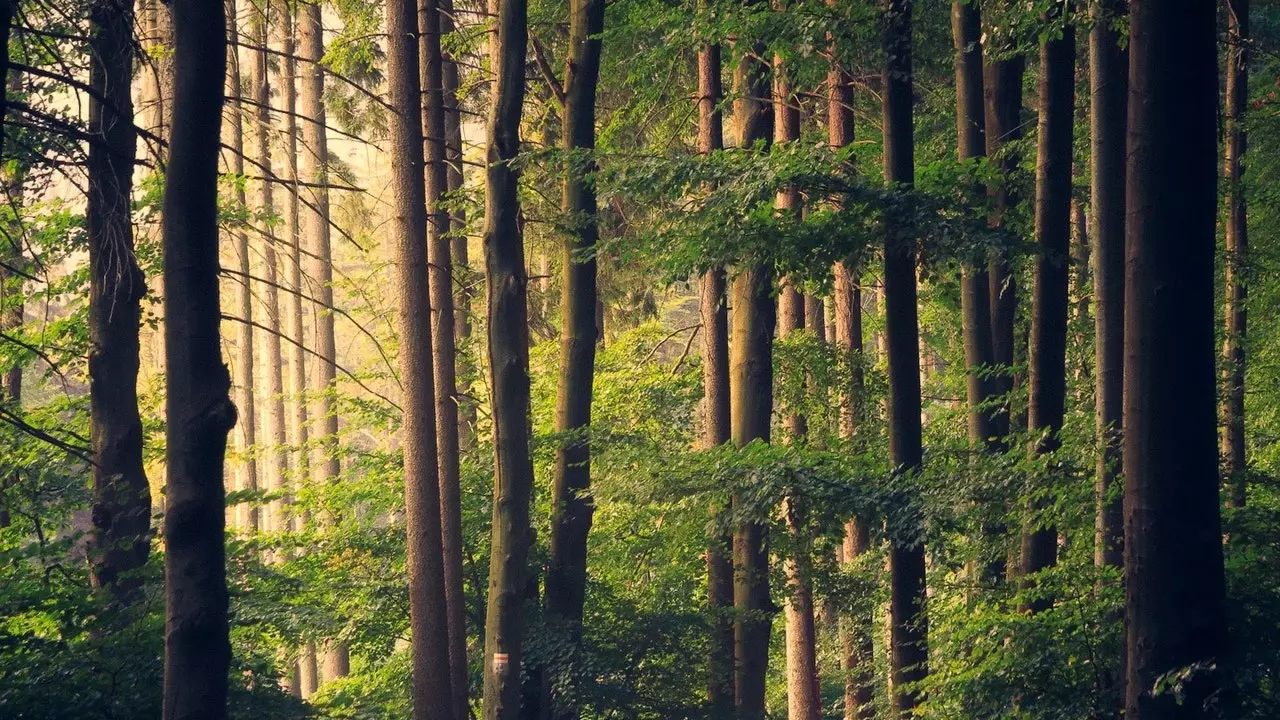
161,0 -> 235,713
882,0 -> 928,714
1223,0 -> 1249,508
479,0 -> 535,713
1123,0 -> 1229,715
85,0 -> 150,604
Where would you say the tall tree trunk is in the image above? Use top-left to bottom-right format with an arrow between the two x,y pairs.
1020,1 -> 1074,583
1090,0 -> 1126,570
1123,1 -> 1228,716
730,27 -> 774,719
0,14 -> 18,531
161,0 -> 235,712
1223,0 -> 1249,508
479,0 -> 533,714
541,0 -> 604,717
227,0 -> 259,534
441,0 -> 474,448
882,1 -> 928,715
388,0 -> 456,714
418,0 -> 469,713
253,0 -> 285,540
298,0 -> 347,678
829,33 -> 873,720
86,0 -> 150,604
698,37 -> 734,718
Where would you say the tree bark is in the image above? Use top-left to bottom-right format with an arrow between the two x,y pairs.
730,27 -> 774,718
1223,0 -> 1249,508
1123,1 -> 1229,716
418,0 -> 469,713
1090,0 -> 1126,569
698,37 -> 734,718
541,0 -> 605,716
479,0 -> 534,714
86,0 -> 150,604
882,0 -> 928,715
388,0 -> 456,714
161,0 -> 235,712
1020,1 -> 1074,583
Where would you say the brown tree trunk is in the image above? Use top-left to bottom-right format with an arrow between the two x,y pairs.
1123,1 -> 1229,716
388,0 -> 456,713
882,0 -> 928,715
299,0 -> 347,678
227,1 -> 259,534
829,34 -> 873,720
541,0 -> 605,716
698,37 -> 734,718
418,0 -> 469,713
1090,0 -> 1126,570
161,0 -> 235,712
1223,0 -> 1249,508
1020,1 -> 1074,584
730,27 -> 774,718
86,0 -> 150,604
480,0 -> 534,714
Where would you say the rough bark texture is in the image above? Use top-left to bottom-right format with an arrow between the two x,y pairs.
542,0 -> 605,716
387,0 -> 456,714
698,38 -> 734,718
882,0 -> 928,715
479,0 -> 533,714
252,0 -> 285,538
1090,0 -> 1126,569
299,0 -> 347,678
227,2 -> 258,534
730,30 -> 774,719
1020,1 -> 1074,584
161,0 -> 235,712
1124,1 -> 1229,716
1223,0 -> 1249,508
418,0 -> 469,712
85,0 -> 150,604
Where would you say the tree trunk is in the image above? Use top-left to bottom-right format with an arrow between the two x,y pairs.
541,0 -> 605,716
418,0 -> 469,713
698,37 -> 734,718
1223,0 -> 1248,508
882,0 -> 928,715
161,0 -> 235,712
227,1 -> 259,535
1123,1 -> 1229,716
730,29 -> 774,719
1020,1 -> 1073,584
1090,0 -> 1126,570
298,0 -> 347,677
479,0 -> 534,714
86,0 -> 150,604
388,0 -> 456,714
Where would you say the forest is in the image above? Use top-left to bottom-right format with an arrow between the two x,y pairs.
0,0 -> 1274,717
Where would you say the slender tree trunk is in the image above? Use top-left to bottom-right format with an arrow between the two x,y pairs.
1223,0 -> 1249,508
829,34 -> 873,720
1090,0 -> 1126,570
882,1 -> 928,715
541,1 -> 605,717
1020,1 -> 1073,584
86,0 -> 150,604
480,0 -> 534,714
1123,1 -> 1228,716
698,37 -> 734,718
161,0 -> 235,712
730,28 -> 774,718
0,16 -> 18,530
298,0 -> 347,678
253,0 -> 285,540
388,0 -> 456,714
418,0 -> 469,713
227,1 -> 259,534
